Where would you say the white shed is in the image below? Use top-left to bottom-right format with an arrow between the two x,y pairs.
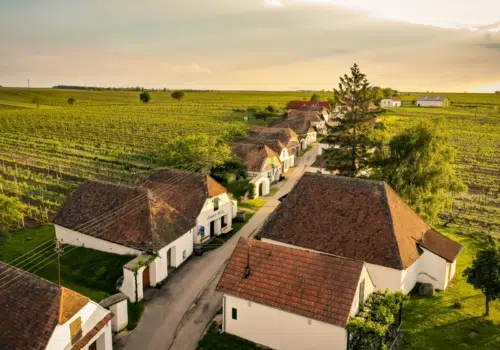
416,96 -> 450,107
381,97 -> 402,107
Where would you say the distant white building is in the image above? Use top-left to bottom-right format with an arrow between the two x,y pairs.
381,97 -> 402,107
416,96 -> 450,107
217,238 -> 374,350
0,262 -> 113,350
54,169 -> 236,302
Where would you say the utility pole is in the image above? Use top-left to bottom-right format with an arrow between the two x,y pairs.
54,239 -> 64,286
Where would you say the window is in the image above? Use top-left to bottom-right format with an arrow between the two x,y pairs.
232,307 -> 238,320
358,279 -> 365,309
183,249 -> 187,260
213,198 -> 219,211
70,317 -> 83,345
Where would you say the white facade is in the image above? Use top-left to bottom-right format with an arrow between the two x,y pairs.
108,299 -> 128,333
250,174 -> 270,198
381,99 -> 402,107
55,225 -> 141,256
194,193 -> 236,244
46,301 -> 112,350
416,98 -> 449,107
221,265 -> 373,350
279,148 -> 295,174
263,238 -> 457,293
120,229 -> 194,302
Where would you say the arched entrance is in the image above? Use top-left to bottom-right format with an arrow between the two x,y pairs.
259,182 -> 264,197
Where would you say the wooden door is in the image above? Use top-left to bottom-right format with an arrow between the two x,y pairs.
142,266 -> 150,288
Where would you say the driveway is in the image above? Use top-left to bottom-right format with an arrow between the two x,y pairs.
116,145 -> 320,350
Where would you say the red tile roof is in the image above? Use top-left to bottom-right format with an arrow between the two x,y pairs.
287,101 -> 331,111
260,173 -> 462,269
71,313 -> 113,350
217,238 -> 364,327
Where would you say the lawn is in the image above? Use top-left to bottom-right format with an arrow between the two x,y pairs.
198,322 -> 258,350
402,226 -> 500,349
0,225 -> 133,301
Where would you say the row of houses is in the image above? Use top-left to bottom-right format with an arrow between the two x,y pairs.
216,172 -> 463,350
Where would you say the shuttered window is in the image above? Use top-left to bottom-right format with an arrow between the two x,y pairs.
70,317 -> 83,345
359,279 -> 365,309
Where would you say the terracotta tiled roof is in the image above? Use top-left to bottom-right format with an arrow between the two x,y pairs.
230,142 -> 281,173
142,168 -> 227,223
269,117 -> 316,135
0,263 -> 92,350
418,229 -> 463,262
217,238 -> 364,327
54,179 -> 195,252
391,97 -> 401,101
59,287 -> 89,324
260,173 -> 462,269
286,101 -> 331,111
71,313 -> 113,350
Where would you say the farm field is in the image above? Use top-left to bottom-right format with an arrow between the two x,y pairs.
0,87 -> 499,234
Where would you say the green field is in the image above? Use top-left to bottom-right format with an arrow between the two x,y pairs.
0,87 -> 499,233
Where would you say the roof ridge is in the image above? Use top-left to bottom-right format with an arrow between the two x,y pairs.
381,184 -> 407,270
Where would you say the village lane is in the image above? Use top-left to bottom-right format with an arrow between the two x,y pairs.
116,145 -> 320,350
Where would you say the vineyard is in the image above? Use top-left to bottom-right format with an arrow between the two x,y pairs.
0,87 -> 499,233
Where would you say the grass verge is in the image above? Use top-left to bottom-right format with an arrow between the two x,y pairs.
0,225 -> 133,301
198,322 -> 258,350
402,226 -> 500,349
127,301 -> 145,331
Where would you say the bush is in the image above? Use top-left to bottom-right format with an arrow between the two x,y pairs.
139,91 -> 151,103
248,183 -> 256,199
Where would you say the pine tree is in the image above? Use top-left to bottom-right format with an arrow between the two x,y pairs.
324,64 -> 380,176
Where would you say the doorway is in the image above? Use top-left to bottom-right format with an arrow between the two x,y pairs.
259,182 -> 264,197
142,266 -> 150,288
167,248 -> 172,268
210,220 -> 216,238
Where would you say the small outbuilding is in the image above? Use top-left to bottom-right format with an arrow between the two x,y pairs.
416,96 -> 450,107
381,97 -> 402,107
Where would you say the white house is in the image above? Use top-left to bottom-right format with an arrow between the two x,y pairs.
216,238 -> 374,350
54,170 -> 236,302
259,173 -> 463,294
287,110 -> 327,134
0,262 -> 113,350
416,96 -> 450,107
141,169 -> 237,246
231,142 -> 282,198
248,127 -> 300,162
381,97 -> 402,107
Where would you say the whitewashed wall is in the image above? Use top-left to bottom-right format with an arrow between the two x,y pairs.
417,248 -> 448,290
120,265 -> 146,302
55,225 -> 141,256
46,301 -> 112,350
109,299 -> 128,333
417,101 -> 443,107
250,175 -> 270,198
152,229 -> 193,284
194,193 -> 235,244
349,265 -> 375,316
223,295 -> 348,350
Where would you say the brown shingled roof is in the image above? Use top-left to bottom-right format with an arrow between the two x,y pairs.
230,142 -> 281,173
0,263 -> 92,350
248,127 -> 300,149
418,229 -> 463,262
269,117 -> 316,135
287,110 -> 323,123
142,168 -> 227,223
286,101 -> 331,111
217,238 -> 364,327
259,173 -> 462,270
54,178 -> 196,252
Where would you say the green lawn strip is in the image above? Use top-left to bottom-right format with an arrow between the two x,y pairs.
297,145 -> 313,157
198,321 -> 258,350
238,199 -> 267,212
127,301 -> 145,331
0,225 -> 132,301
402,227 -> 500,349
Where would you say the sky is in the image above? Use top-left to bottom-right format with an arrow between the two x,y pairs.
0,0 -> 499,92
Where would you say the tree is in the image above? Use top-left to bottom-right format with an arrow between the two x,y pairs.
371,86 -> 384,105
171,90 -> 185,101
310,93 -> 321,101
156,134 -> 231,173
265,105 -> 277,113
464,241 -> 500,316
139,91 -> 151,103
382,87 -> 393,98
372,119 -> 467,223
32,96 -> 42,108
0,195 -> 25,234
67,97 -> 76,105
323,63 -> 381,176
